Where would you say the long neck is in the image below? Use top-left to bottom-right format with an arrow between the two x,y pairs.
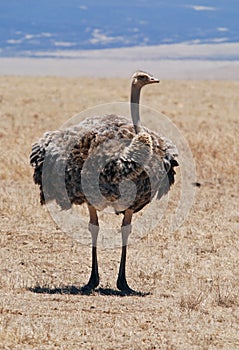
130,84 -> 142,134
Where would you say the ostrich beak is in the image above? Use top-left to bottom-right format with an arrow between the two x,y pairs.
149,76 -> 160,84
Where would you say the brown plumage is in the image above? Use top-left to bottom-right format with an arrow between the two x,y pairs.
30,71 -> 178,295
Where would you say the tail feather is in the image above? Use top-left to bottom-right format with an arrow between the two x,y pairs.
157,156 -> 178,200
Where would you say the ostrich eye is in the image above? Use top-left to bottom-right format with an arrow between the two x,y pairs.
138,75 -> 148,81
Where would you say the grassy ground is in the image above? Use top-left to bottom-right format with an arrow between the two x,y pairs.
0,76 -> 238,349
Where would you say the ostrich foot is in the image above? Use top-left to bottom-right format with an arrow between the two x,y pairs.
80,275 -> 99,294
117,278 -> 149,296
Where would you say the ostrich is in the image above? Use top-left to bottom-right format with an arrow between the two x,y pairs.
30,71 -> 178,295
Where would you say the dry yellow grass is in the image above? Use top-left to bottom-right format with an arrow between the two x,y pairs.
0,76 -> 238,349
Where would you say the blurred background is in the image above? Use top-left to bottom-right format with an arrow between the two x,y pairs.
0,0 -> 239,77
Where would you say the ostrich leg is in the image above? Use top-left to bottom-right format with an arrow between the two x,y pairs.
81,205 -> 99,293
116,209 -> 136,294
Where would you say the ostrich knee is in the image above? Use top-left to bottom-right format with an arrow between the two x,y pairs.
88,222 -> 99,246
121,224 -> 132,246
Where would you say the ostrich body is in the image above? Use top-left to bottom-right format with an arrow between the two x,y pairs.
30,71 -> 178,295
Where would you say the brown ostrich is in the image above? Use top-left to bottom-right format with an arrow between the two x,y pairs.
30,71 -> 178,295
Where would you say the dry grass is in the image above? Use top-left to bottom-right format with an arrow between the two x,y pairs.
0,76 -> 238,349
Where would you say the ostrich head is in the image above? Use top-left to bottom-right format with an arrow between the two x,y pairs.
131,71 -> 159,134
132,71 -> 159,89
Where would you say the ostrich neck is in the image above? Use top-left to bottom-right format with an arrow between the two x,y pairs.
130,85 -> 142,134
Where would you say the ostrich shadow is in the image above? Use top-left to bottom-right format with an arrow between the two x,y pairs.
28,285 -> 150,297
